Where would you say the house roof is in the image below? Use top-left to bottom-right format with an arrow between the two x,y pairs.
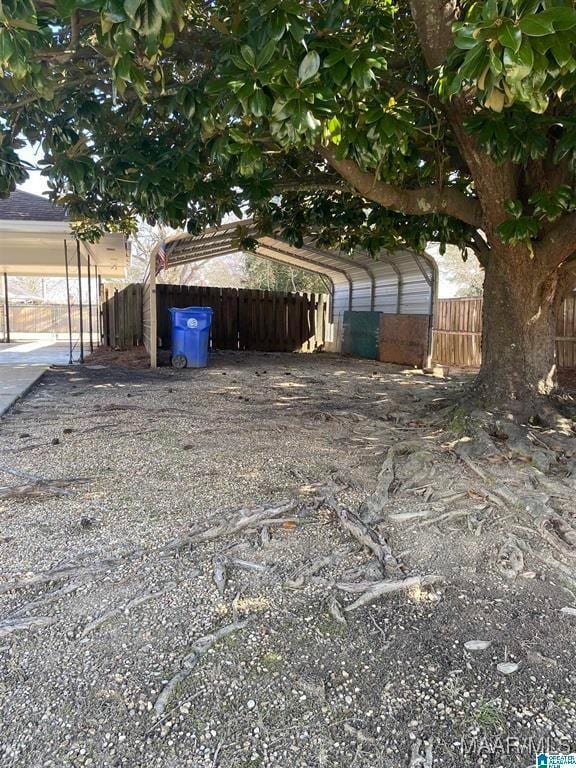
0,190 -> 127,278
0,189 -> 68,222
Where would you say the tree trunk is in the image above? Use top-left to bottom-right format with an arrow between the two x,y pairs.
473,249 -> 559,416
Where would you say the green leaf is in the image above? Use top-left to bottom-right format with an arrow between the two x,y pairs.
298,50 -> 320,82
230,55 -> 250,71
529,7 -> 576,32
503,39 -> 534,81
551,35 -> 572,69
518,14 -> 555,37
124,0 -> 140,20
257,39 -> 276,68
453,23 -> 478,50
153,0 -> 173,22
482,0 -> 498,21
250,89 -> 269,117
458,43 -> 488,81
240,45 -> 256,68
497,21 -> 522,53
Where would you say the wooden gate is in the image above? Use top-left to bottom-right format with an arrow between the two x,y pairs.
432,295 -> 576,369
156,284 -> 326,352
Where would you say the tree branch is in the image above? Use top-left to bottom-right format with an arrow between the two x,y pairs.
319,145 -> 482,228
537,213 -> 576,271
469,229 -> 490,268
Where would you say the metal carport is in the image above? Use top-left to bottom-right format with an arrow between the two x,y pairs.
144,220 -> 437,368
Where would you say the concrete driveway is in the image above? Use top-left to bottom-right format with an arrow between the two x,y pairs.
0,340 -> 70,416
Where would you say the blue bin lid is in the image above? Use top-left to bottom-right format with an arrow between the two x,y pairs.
169,306 -> 213,315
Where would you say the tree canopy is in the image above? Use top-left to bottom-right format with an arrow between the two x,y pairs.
0,0 -> 575,262
4,1 -> 576,408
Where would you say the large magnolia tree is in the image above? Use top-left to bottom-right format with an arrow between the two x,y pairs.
2,0 -> 576,416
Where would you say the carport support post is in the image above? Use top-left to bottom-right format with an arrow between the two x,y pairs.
3,273 -> 10,344
87,251 -> 94,353
95,267 -> 103,345
64,240 -> 74,364
76,240 -> 84,363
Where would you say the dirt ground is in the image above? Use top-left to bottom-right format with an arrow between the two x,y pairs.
0,351 -> 575,768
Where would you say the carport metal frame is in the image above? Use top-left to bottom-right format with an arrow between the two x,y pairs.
144,220 -> 437,368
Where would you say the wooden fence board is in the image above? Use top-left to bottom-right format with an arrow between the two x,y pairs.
433,295 -> 576,369
101,283 -> 143,348
0,302 -> 98,337
154,284 -> 325,354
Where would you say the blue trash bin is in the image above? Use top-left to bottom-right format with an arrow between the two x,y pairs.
169,306 -> 213,368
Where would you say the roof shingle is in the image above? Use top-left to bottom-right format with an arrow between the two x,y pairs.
0,190 -> 68,222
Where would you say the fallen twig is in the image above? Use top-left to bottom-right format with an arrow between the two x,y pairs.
0,475 -> 88,501
229,558 -> 272,574
416,509 -> 472,528
458,453 -> 488,481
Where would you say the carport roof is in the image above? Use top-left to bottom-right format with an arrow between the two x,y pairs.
159,219 -> 436,317
0,190 -> 128,278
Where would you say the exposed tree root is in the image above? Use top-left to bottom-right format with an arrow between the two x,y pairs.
81,590 -> 165,637
0,476 -> 88,501
0,615 -> 57,638
439,378 -> 575,432
341,575 -> 442,612
6,582 -> 81,619
326,498 -> 401,574
0,558 -> 121,594
327,593 -> 347,625
172,501 -> 298,548
285,547 -> 349,589
153,620 -> 248,716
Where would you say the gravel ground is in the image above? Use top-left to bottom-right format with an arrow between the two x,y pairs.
0,351 -> 575,768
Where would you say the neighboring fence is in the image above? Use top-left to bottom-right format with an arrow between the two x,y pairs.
101,283 -> 143,348
432,295 -> 576,369
156,284 -> 327,352
432,297 -> 482,368
557,295 -> 576,369
0,302 -> 98,339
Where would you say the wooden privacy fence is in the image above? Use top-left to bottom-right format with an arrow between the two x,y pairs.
432,297 -> 483,368
101,283 -> 143,348
557,296 -> 576,369
0,302 -> 98,337
432,295 -> 576,369
156,284 -> 326,352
